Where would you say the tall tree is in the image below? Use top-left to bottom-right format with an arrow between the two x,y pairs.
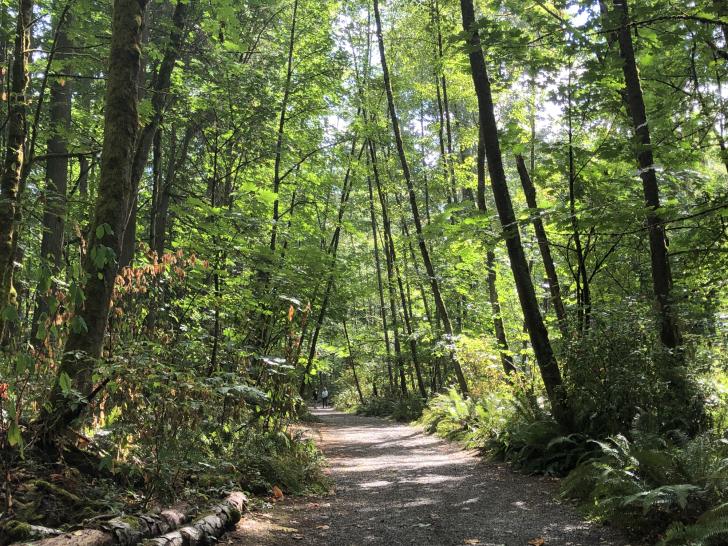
458,0 -> 568,425
41,0 -> 149,438
33,9 -> 74,343
608,0 -> 681,351
120,0 -> 191,267
515,155 -> 568,338
373,0 -> 468,395
0,0 -> 33,338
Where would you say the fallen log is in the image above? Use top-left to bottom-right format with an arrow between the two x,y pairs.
24,506 -> 188,546
142,492 -> 247,546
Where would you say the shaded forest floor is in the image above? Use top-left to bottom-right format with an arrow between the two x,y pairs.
226,409 -> 631,546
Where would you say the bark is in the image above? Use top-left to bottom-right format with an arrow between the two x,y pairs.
40,11 -> 72,271
515,155 -> 568,338
475,131 -> 516,374
566,73 -> 590,332
367,171 -> 395,391
151,123 -> 193,256
120,0 -> 191,267
391,209 -> 427,398
370,138 -> 408,396
343,317 -> 365,404
31,9 -> 74,344
41,0 -> 148,438
298,141 -> 361,396
433,0 -> 457,202
0,0 -> 32,337
30,504 -> 189,546
459,0 -> 568,426
373,0 -> 468,395
610,0 -> 681,350
144,492 -> 246,546
269,0 -> 299,254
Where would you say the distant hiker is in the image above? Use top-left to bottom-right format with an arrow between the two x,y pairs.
321,387 -> 329,408
312,388 -> 318,408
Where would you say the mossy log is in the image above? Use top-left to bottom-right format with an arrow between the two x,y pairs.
142,492 -> 247,546
24,506 -> 188,546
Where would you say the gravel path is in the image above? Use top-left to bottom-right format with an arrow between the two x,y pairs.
227,408 -> 631,546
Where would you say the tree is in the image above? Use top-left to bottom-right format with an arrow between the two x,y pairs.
41,0 -> 149,438
0,0 -> 32,339
373,0 -> 468,395
458,0 -> 568,425
607,0 -> 681,351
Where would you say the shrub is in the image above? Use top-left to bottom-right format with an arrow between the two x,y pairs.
356,393 -> 425,421
419,387 -> 513,449
561,433 -> 728,543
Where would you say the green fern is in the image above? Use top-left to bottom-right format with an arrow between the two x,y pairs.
660,503 -> 728,545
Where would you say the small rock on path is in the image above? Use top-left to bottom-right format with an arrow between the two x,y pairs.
225,409 -> 630,546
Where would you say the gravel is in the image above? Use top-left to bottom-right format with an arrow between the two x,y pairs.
226,408 -> 632,546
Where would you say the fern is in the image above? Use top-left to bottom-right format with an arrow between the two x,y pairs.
621,484 -> 701,514
661,503 -> 728,545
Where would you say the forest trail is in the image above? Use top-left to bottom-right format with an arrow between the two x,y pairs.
226,409 -> 630,546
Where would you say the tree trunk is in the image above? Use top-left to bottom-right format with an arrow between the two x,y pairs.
41,0 -> 148,439
610,0 -> 681,350
474,130 -> 517,374
390,208 -> 427,398
459,0 -> 568,426
343,317 -> 365,404
369,138 -> 408,396
270,0 -> 298,254
566,71 -> 590,333
298,140 -> 361,396
373,0 -> 468,395
515,155 -> 568,338
152,123 -> 194,257
40,11 -> 72,272
367,170 -> 395,391
0,0 -> 32,338
30,7 -> 73,344
120,0 -> 191,267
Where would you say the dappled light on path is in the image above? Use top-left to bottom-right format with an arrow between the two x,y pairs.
227,409 -> 629,546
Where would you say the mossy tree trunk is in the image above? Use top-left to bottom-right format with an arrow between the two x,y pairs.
40,0 -> 149,440
120,0 -> 191,268
0,0 -> 32,340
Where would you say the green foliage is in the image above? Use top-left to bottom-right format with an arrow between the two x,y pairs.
561,433 -> 728,543
419,387 -> 513,449
563,307 -> 708,436
356,394 -> 426,422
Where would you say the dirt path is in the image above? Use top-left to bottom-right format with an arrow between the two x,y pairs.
226,409 -> 630,546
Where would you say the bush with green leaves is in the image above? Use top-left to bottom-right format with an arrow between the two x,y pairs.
488,397 -> 600,476
419,387 -> 513,449
562,433 -> 728,544
563,307 -> 707,437
356,393 -> 425,421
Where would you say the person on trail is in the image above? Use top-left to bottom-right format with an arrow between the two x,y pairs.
321,387 -> 329,408
312,388 -> 318,409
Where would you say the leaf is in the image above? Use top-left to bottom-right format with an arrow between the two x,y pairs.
288,304 -> 295,322
7,422 -> 21,447
59,371 -> 72,394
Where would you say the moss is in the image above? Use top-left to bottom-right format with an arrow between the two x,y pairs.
119,516 -> 141,529
0,520 -> 32,543
31,480 -> 82,505
228,507 -> 242,524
